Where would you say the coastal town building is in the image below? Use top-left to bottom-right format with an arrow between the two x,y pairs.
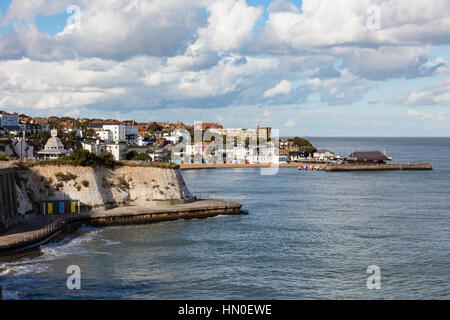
0,113 -> 20,131
10,137 -> 34,159
81,140 -> 107,156
345,151 -> 392,165
106,143 -> 127,161
19,123 -> 44,135
100,124 -> 138,144
62,127 -> 83,138
96,130 -> 113,143
280,139 -> 293,149
313,149 -> 336,161
0,110 -> 318,166
102,124 -> 126,142
257,126 -> 272,140
89,123 -> 105,132
163,131 -> 183,144
81,140 -> 126,161
37,130 -> 69,159
125,125 -> 138,143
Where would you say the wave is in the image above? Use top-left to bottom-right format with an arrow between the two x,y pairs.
0,226 -> 102,278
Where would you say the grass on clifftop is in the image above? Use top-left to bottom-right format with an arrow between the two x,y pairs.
13,150 -> 179,169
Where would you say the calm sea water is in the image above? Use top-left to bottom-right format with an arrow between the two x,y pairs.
1,137 -> 449,299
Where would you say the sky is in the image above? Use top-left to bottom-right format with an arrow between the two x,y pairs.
0,0 -> 449,136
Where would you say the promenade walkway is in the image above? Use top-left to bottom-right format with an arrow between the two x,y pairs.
180,162 -> 327,169
0,200 -> 243,255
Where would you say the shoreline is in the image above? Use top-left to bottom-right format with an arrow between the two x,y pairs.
324,163 -> 432,171
179,162 -> 432,171
180,163 -> 327,170
0,199 -> 244,262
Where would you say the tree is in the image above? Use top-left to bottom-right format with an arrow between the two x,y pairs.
126,150 -> 151,161
148,123 -> 163,133
59,131 -> 80,151
83,128 -> 97,140
134,152 -> 151,162
291,137 -> 317,154
64,149 -> 115,167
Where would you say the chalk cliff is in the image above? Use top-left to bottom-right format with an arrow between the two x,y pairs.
14,165 -> 193,214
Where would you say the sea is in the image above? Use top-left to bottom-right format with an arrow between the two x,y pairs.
0,137 -> 449,299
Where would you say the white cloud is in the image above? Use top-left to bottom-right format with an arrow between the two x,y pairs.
305,70 -> 376,105
339,46 -> 448,80
264,80 -> 293,98
405,109 -> 448,122
0,0 -> 449,121
1,0 -> 206,60
400,79 -> 450,106
1,0 -> 262,61
255,0 -> 450,51
193,0 -> 262,52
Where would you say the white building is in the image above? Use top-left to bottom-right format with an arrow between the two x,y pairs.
313,149 -> 335,161
228,146 -> 247,164
106,143 -> 126,161
11,137 -> 34,159
163,133 -> 181,145
101,124 -> 138,144
37,130 -> 68,160
96,130 -> 113,143
223,128 -> 242,137
81,140 -> 107,156
243,142 -> 278,164
82,140 -> 126,161
125,125 -> 138,139
102,125 -> 126,142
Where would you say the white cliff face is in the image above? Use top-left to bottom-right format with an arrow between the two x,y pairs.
15,165 -> 192,210
16,184 -> 33,215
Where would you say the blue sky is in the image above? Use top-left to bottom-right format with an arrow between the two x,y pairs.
0,0 -> 449,136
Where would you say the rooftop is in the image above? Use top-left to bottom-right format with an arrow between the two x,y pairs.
346,151 -> 391,161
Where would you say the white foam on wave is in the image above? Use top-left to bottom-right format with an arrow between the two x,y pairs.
0,262 -> 49,276
100,238 -> 122,246
1,226 -> 101,278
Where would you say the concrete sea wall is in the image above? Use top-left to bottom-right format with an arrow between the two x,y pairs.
0,168 -> 20,233
325,163 -> 432,171
0,200 -> 244,261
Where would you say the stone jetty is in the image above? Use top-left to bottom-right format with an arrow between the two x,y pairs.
324,163 -> 432,171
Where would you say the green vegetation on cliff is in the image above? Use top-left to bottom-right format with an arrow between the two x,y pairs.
0,152 -> 10,161
290,137 -> 317,154
13,149 -> 179,169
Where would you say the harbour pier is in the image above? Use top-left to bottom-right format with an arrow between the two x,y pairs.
325,163 -> 432,171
